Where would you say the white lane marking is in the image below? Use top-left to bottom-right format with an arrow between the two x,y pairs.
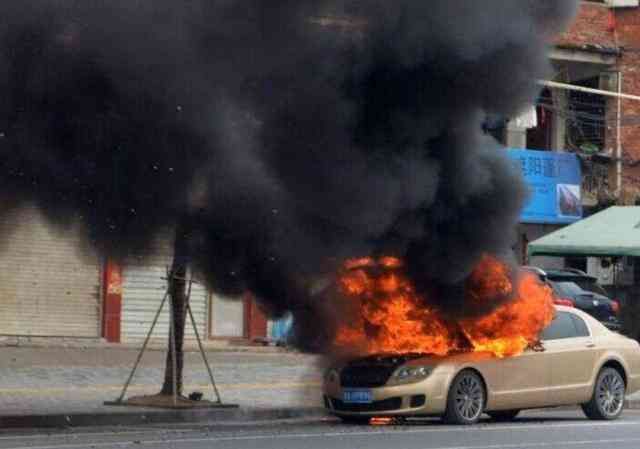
428,438 -> 640,449
2,420 -> 640,449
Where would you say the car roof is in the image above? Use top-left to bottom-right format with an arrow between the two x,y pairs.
545,270 -> 597,281
522,266 -> 598,281
554,305 -> 574,313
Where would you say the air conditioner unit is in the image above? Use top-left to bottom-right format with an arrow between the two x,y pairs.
587,257 -> 634,286
606,0 -> 639,7
599,72 -> 619,93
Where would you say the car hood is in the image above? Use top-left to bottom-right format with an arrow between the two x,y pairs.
341,351 -> 496,371
341,353 -> 428,370
404,351 -> 497,367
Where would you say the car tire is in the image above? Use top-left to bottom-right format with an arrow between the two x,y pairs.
338,416 -> 371,425
487,410 -> 520,422
443,370 -> 486,425
582,367 -> 626,421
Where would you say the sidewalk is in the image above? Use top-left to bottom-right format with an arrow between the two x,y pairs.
0,346 -> 324,427
2,346 -> 640,428
628,391 -> 640,404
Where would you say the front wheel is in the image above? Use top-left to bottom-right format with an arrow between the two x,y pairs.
582,367 -> 625,420
443,370 -> 486,425
487,410 -> 520,422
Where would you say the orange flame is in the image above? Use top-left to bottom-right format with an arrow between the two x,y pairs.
370,417 -> 395,425
333,255 -> 555,359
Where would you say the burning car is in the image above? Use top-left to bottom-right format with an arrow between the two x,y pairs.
324,306 -> 640,424
324,257 -> 640,425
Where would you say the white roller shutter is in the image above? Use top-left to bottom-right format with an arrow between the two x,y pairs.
121,235 -> 208,343
210,292 -> 245,337
0,206 -> 101,337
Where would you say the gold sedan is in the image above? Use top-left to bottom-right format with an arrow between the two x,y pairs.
323,306 -> 640,424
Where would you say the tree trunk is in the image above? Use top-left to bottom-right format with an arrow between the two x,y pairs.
160,220 -> 190,397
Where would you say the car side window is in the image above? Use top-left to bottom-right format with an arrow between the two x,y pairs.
540,312 -> 581,340
571,314 -> 590,337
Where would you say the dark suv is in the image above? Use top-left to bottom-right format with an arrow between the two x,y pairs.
522,266 -> 621,331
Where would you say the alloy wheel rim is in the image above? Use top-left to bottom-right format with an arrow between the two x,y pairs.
597,372 -> 625,416
454,375 -> 484,421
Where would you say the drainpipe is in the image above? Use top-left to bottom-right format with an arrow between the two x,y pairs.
617,72 -> 623,198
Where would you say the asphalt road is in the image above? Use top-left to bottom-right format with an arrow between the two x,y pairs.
1,409 -> 640,449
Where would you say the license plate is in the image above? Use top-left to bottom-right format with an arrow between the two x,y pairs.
343,389 -> 373,404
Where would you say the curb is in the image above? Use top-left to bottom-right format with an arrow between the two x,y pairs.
2,401 -> 638,429
625,399 -> 640,410
0,406 -> 327,429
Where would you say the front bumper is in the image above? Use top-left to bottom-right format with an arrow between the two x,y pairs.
323,373 -> 451,417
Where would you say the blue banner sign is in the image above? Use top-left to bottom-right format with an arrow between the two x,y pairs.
506,148 -> 582,224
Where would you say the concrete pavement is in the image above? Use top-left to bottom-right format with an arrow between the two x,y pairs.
0,347 -> 323,426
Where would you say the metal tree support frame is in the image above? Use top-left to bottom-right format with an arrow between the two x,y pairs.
105,267 -> 224,407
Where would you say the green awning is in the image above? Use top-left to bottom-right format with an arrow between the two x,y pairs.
527,206 -> 640,258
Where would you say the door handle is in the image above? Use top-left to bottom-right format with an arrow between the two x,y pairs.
586,342 -> 596,348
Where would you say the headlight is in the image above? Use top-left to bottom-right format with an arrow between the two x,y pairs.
324,368 -> 339,384
388,366 -> 432,385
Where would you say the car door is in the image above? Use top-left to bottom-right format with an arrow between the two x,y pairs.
486,345 -> 551,410
541,311 -> 598,405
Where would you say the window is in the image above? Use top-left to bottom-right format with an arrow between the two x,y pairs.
541,312 -> 590,340
548,281 -> 584,297
571,315 -> 590,338
572,279 -> 609,297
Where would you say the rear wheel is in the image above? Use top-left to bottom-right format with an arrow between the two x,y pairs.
443,370 -> 486,425
582,367 -> 625,420
487,410 -> 520,422
338,416 -> 370,425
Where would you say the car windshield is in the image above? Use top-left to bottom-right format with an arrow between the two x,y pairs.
572,279 -> 609,296
549,281 -> 585,297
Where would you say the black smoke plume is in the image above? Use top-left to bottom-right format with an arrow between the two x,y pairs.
0,1 -> 577,349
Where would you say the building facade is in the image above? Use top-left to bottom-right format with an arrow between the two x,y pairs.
497,1 -> 640,277
0,209 -> 267,343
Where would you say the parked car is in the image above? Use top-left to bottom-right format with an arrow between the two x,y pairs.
323,306 -> 640,425
522,267 -> 620,331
